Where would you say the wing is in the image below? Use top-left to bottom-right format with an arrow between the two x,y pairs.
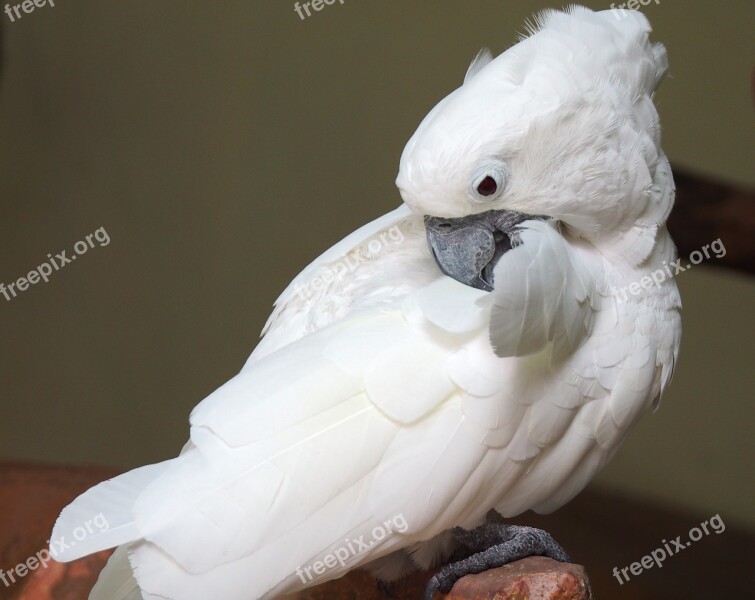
52,278 -> 519,600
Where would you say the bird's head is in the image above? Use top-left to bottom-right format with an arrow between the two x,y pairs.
396,7 -> 672,290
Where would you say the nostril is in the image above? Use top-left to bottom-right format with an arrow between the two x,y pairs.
437,222 -> 453,229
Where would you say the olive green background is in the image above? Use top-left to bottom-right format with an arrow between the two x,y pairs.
0,0 -> 753,530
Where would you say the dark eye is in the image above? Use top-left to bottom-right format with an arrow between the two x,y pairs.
470,164 -> 507,202
476,176 -> 498,196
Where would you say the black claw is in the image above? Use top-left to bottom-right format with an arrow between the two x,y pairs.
424,522 -> 572,598
423,573 -> 441,600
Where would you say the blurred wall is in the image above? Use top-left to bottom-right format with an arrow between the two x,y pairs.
0,0 -> 753,529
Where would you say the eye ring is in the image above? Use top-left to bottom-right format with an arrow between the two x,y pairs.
469,163 -> 508,202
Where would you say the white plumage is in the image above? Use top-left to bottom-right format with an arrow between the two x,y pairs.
52,7 -> 681,599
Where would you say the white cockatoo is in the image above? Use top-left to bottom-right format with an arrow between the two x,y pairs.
52,6 -> 681,600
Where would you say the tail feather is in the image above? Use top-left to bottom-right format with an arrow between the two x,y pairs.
90,546 -> 144,600
51,461 -> 172,562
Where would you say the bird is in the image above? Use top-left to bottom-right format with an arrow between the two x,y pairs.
51,6 -> 681,600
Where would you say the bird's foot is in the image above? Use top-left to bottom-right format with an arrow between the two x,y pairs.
424,522 -> 571,600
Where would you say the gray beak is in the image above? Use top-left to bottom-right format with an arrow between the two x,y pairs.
424,209 -> 548,291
